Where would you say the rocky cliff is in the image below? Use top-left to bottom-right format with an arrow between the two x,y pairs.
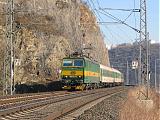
0,0 -> 110,86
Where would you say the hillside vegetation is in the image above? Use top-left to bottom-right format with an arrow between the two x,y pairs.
109,43 -> 160,85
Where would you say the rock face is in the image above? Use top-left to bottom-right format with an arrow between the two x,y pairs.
80,5 -> 109,65
0,0 -> 109,86
109,43 -> 160,86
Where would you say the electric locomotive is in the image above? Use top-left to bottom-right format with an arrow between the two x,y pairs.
61,55 -> 124,90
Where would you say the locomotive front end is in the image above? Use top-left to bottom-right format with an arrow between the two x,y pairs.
61,58 -> 85,90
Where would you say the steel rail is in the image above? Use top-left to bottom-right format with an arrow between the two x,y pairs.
56,90 -> 125,120
46,86 -> 127,120
0,91 -> 70,105
0,91 -> 66,99
0,87 -> 125,117
0,89 -> 95,116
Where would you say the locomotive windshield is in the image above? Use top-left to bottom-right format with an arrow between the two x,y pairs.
63,59 -> 84,67
74,60 -> 84,67
63,60 -> 73,66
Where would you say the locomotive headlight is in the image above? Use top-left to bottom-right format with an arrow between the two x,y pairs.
65,76 -> 68,78
78,76 -> 82,78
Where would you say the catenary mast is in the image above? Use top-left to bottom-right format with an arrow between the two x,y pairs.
139,0 -> 150,98
4,0 -> 14,95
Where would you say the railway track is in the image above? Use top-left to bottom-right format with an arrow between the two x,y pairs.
0,91 -> 80,114
0,86 -> 127,120
48,86 -> 127,120
58,91 -> 124,120
0,91 -> 71,107
0,91 -> 70,102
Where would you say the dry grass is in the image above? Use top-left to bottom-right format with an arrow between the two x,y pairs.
120,86 -> 160,120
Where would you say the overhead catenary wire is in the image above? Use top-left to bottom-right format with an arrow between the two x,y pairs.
85,0 -> 142,86
85,0 -> 114,47
123,11 -> 134,22
94,0 -> 133,52
86,0 -> 103,23
99,7 -> 140,12
93,0 -> 139,43
87,0 -> 124,47
134,0 -> 138,39
98,8 -> 140,33
94,9 -> 137,43
96,1 -> 139,68
96,14 -> 134,42
83,0 -> 113,60
93,0 -> 135,48
99,4 -> 139,42
96,0 -> 101,9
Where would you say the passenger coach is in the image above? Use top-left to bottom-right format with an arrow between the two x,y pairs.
100,65 -> 124,87
61,56 -> 124,90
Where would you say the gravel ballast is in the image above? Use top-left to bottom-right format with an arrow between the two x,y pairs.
76,91 -> 128,120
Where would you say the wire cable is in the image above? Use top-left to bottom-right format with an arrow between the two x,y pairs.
89,0 -> 130,46
123,11 -> 134,22
98,8 -> 140,33
86,0 -> 114,46
99,8 -> 140,12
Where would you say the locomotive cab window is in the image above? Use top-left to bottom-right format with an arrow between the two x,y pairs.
63,59 -> 73,66
74,59 -> 84,67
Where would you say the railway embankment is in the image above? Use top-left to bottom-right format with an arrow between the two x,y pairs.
1,87 -> 158,120
75,90 -> 128,120
76,86 -> 159,120
0,87 -> 126,120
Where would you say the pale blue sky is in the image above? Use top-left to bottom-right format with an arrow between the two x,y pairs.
84,0 -> 159,47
